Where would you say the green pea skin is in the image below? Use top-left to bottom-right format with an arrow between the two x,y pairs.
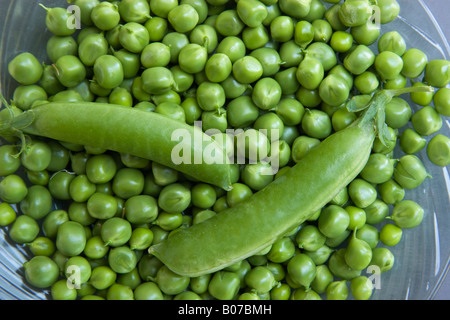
380,223 -> 403,246
344,234 -> 372,271
394,155 -> 430,190
287,253 -> 316,289
326,280 -> 348,300
205,53 -> 232,83
343,45 -> 375,75
233,56 -> 264,84
338,0 -> 372,27
390,200 -> 424,229
378,179 -> 405,205
411,106 -> 443,136
101,217 -> 132,247
89,266 -> 117,290
279,0 -> 312,19
301,109 -> 332,140
0,174 -> 28,204
227,95 -> 259,128
297,57 -> 324,91
424,59 -> 450,88
427,134 -> 450,167
178,43 -> 208,74
155,265 -> 190,295
56,221 -> 86,257
350,276 -> 373,300
24,256 -> 59,289
208,271 -> 241,300
399,128 -> 426,155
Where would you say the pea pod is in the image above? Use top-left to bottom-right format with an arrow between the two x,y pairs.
149,86 -> 433,277
0,99 -> 232,190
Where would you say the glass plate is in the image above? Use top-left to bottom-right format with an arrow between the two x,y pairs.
1,0 -> 449,300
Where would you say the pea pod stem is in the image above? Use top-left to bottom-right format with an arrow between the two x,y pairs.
0,98 -> 233,190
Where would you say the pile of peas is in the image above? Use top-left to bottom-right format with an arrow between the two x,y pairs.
1,0 -> 450,300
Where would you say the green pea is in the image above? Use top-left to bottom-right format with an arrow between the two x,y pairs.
93,55 -> 124,90
279,0 -> 312,19
378,179 -> 405,205
24,256 -> 60,289
158,183 -> 191,214
311,264 -> 333,294
19,185 -> 52,220
270,15 -> 294,42
326,280 -> 348,300
424,59 -> 450,88
401,48 -> 428,78
134,281 -> 164,300
380,223 -> 403,246
328,248 -> 361,280
385,97 -> 412,129
0,174 -> 28,204
235,128 -> 271,163
178,43 -> 208,74
378,30 -> 406,56
56,221 -> 86,257
9,215 -> 39,244
205,53 -> 232,83
411,106 -> 443,136
124,195 -> 159,224
391,200 -> 424,229
155,265 -> 190,295
301,109 -> 332,139
196,81 -> 226,111
108,246 -> 138,274
338,0 -> 372,27
399,128 -> 426,155
245,266 -> 277,294
297,57 -> 324,91
375,51 -> 404,81
433,88 -> 450,116
118,0 -> 150,23
313,19 -> 332,43
370,247 -> 394,273
331,107 -> 357,132
345,206 -> 366,231
318,205 -> 350,240
350,276 -> 373,300
89,266 -> 117,290
233,56 -> 264,84
291,136 -> 320,164
0,202 -> 16,227
348,178 -> 377,209
86,192 -> 118,220
295,224 -> 326,252
354,71 -> 379,95
344,234 -> 372,271
84,235 -> 109,259
0,145 -> 20,176
360,153 -> 396,184
351,21 -> 380,46
101,217 -> 132,247
426,134 -> 450,167
343,45 -> 375,75
91,1 -> 120,31
227,96 -> 259,128
207,270 -> 240,300
394,155 -> 430,189
112,167 -> 145,199
275,67 -> 301,95
287,253 -> 316,289
355,224 -> 379,249
21,140 -> 52,172
168,4 -> 199,33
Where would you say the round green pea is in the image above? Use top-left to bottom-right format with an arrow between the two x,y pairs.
56,221 -> 86,257
394,155 -> 429,189
391,200 -> 424,229
427,134 -> 450,167
24,256 -> 59,289
8,52 -> 43,85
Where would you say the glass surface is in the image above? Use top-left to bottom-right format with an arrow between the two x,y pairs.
0,0 -> 449,300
